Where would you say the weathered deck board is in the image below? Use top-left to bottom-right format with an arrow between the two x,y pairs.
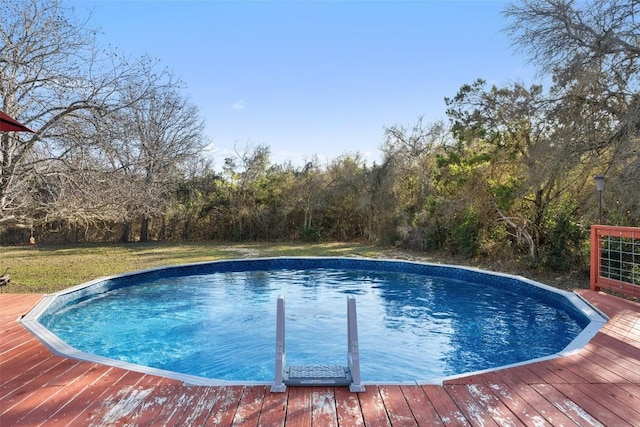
502,382 -> 578,427
358,386 -> 391,427
444,384 -> 503,427
421,384 -> 471,426
1,290 -> 639,426
14,363 -> 111,426
551,382 -> 634,427
231,385 -> 266,426
378,385 -> 418,426
334,383 -> 365,426
465,383 -> 527,427
171,385 -> 224,426
50,367 -> 128,426
206,384 -> 244,426
284,386 -> 312,427
399,384 -> 443,427
257,385 -> 288,427
579,383 -> 640,425
482,382 -> 552,427
311,387 -> 338,427
529,383 -> 604,426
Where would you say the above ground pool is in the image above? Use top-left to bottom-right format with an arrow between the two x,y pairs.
22,257 -> 606,385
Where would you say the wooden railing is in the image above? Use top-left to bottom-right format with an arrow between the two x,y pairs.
590,225 -> 640,299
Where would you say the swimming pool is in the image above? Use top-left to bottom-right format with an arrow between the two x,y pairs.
22,257 -> 606,386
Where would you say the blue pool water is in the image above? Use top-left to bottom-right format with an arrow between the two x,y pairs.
38,258 -> 589,382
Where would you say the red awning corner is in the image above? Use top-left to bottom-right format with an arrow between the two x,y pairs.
0,110 -> 34,133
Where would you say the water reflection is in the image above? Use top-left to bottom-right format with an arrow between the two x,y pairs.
44,267 -> 582,382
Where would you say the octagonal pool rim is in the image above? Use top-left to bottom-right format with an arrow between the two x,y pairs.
21,257 -> 607,386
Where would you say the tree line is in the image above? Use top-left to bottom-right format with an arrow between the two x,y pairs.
1,0 -> 638,273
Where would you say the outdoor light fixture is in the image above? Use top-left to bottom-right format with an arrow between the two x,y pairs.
594,175 -> 605,224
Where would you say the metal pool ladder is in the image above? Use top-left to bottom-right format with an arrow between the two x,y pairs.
270,295 -> 365,393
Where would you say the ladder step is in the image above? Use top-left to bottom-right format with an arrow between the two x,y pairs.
289,365 -> 345,378
284,365 -> 352,386
271,295 -> 364,392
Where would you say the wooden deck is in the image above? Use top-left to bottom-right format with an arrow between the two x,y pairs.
1,290 -> 639,426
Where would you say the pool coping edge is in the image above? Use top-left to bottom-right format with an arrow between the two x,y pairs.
20,256 -> 608,387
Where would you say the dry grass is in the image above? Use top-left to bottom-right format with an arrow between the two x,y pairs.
0,241 -> 589,293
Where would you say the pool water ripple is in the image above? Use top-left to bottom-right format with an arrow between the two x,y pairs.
40,265 -> 586,382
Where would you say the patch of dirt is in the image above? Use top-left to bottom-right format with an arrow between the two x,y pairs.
226,247 -> 261,257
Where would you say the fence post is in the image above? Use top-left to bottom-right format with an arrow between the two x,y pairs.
590,225 -> 601,292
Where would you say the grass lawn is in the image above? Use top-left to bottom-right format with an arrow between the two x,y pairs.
0,241 -> 590,294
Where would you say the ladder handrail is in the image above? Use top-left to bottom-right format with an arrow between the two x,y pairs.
347,296 -> 364,392
271,295 -> 364,393
271,295 -> 286,392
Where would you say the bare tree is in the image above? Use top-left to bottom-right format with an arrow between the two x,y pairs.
504,0 -> 640,222
295,157 -> 325,239
380,118 -> 449,248
115,81 -> 208,241
0,0 -> 175,229
220,143 -> 274,239
504,0 -> 640,89
382,117 -> 449,161
323,154 -> 369,240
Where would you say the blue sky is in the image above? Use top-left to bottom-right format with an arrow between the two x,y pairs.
70,0 -> 535,168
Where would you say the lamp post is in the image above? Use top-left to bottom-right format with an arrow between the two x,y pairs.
594,175 -> 605,224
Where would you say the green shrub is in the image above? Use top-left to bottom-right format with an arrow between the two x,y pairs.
541,209 -> 587,272
300,226 -> 321,242
448,207 -> 480,258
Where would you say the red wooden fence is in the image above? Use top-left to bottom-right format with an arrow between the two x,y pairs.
590,225 -> 640,299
